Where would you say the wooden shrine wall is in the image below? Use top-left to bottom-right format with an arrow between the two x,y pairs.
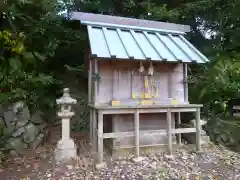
97,60 -> 186,105
112,113 -> 176,148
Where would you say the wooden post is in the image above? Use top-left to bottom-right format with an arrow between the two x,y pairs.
94,59 -> 98,105
167,108 -> 172,155
134,109 -> 140,157
176,111 -> 182,145
168,66 -> 172,98
112,115 -> 118,150
92,108 -> 97,153
183,63 -> 188,103
88,59 -> 92,103
97,110 -> 104,164
89,108 -> 93,145
195,108 -> 201,151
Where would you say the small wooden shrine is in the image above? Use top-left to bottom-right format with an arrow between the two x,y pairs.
72,12 -> 209,168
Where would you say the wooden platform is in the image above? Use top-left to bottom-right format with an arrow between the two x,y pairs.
89,103 -> 202,166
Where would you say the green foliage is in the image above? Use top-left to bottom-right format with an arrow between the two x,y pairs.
189,58 -> 240,116
0,30 -> 56,110
71,94 -> 89,132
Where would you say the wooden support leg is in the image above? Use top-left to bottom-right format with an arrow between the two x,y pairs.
112,115 -> 118,150
195,108 -> 201,151
92,109 -> 97,153
176,111 -> 182,145
97,110 -> 103,164
132,109 -> 145,163
134,109 -> 140,157
167,108 -> 172,155
89,108 -> 93,145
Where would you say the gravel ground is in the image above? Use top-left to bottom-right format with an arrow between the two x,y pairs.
2,143 -> 240,180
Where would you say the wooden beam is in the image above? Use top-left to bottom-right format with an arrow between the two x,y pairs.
176,112 -> 182,145
97,110 -> 103,163
88,59 -> 92,103
101,107 -> 198,115
174,128 -> 196,134
94,59 -> 98,105
167,108 -> 172,155
183,63 -> 188,103
168,66 -> 172,98
102,128 -> 196,139
195,108 -> 201,151
103,132 -> 135,139
103,109 -> 136,115
233,112 -> 240,117
112,115 -> 119,150
233,106 -> 240,110
115,143 -> 177,149
89,108 -> 93,145
92,108 -> 97,152
90,103 -> 203,110
134,109 -> 140,157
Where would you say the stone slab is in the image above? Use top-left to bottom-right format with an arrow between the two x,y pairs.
55,139 -> 77,163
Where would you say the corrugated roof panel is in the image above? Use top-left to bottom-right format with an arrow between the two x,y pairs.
134,32 -> 161,60
157,33 -> 191,62
88,26 -> 110,57
179,35 -> 209,62
172,35 -> 201,62
86,22 -> 209,63
104,28 -> 128,59
146,32 -> 176,61
120,30 -> 145,60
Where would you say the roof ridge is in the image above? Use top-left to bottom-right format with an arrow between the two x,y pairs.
81,21 -> 186,35
71,12 -> 190,33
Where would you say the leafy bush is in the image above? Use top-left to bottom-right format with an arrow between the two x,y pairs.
0,30 -> 58,111
189,56 -> 240,148
189,57 -> 240,116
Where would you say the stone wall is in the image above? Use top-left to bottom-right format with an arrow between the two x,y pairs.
0,101 -> 47,154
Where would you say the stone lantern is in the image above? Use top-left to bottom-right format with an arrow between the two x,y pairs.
55,88 -> 77,163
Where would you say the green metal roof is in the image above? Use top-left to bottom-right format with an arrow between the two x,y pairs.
81,21 -> 209,63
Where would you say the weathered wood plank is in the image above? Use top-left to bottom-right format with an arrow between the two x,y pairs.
98,60 -> 112,104
101,107 -> 198,115
174,128 -> 196,134
176,112 -> 182,145
112,115 -> 118,150
88,59 -> 92,103
134,109 -> 140,157
92,109 -> 97,152
89,108 -> 93,145
112,68 -> 119,100
233,112 -> 240,117
103,132 -> 135,139
97,110 -> 103,163
90,103 -> 203,110
114,143 -> 175,149
183,63 -> 188,103
233,106 -> 240,110
168,65 -> 172,98
94,59 -> 98,105
167,108 -> 172,155
139,108 -> 197,113
103,109 -> 136,115
102,128 -> 196,139
195,108 -> 201,151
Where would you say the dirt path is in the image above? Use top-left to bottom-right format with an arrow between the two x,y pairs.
1,127 -> 240,180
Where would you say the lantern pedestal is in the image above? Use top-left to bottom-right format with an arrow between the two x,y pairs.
54,88 -> 77,163
55,139 -> 77,162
